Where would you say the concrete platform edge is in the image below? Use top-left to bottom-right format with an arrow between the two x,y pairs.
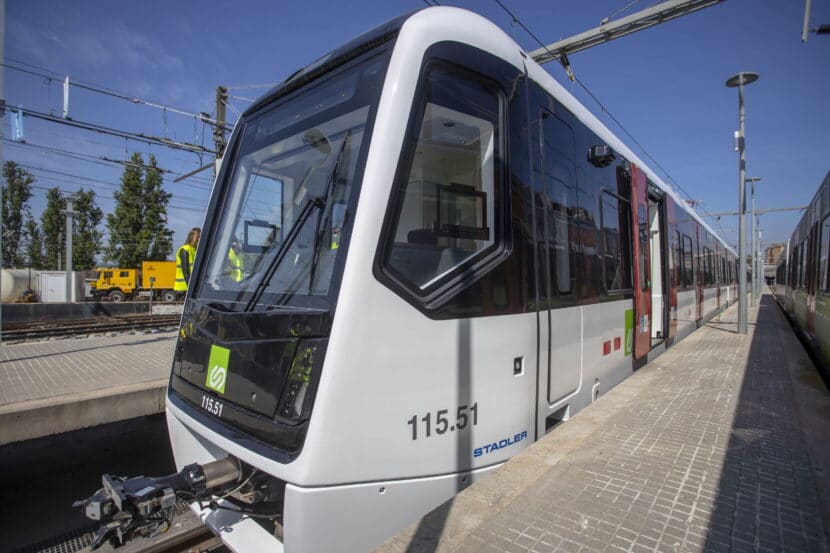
0,378 -> 168,445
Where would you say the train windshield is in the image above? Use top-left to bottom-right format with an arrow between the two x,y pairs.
195,52 -> 388,310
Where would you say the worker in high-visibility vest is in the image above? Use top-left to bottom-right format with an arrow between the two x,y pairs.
227,241 -> 244,282
174,227 -> 201,295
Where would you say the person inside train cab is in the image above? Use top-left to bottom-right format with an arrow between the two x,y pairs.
175,227 -> 201,295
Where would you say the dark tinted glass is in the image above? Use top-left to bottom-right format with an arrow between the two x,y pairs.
600,191 -> 633,292
541,110 -> 577,296
683,234 -> 694,287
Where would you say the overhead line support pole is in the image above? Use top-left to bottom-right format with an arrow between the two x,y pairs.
62,196 -> 78,303
803,0 -> 813,42
214,86 -> 228,177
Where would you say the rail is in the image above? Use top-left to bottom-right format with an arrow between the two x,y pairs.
1,314 -> 182,341
13,503 -> 220,553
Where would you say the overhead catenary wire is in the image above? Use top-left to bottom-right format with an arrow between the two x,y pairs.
2,59 -> 230,131
601,0 -> 643,24
228,94 -> 257,103
27,182 -> 206,213
221,98 -> 244,118
226,83 -> 280,91
20,164 -> 209,207
6,106 -> 216,155
21,126 -> 214,180
4,139 -> 213,188
492,0 -> 733,243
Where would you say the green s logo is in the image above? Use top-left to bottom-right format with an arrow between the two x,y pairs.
206,345 -> 230,394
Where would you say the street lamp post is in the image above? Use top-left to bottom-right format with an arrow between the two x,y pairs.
746,177 -> 761,306
727,71 -> 759,335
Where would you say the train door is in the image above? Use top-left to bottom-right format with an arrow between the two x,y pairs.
537,107 -> 581,415
696,227 -> 703,321
715,245 -> 721,309
666,198 -> 678,341
630,165 -> 650,360
807,221 -> 818,336
648,188 -> 667,347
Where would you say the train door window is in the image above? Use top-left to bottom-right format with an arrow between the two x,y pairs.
800,242 -> 807,288
790,246 -> 801,288
104,271 -> 113,279
705,250 -> 711,286
707,249 -> 714,286
638,208 -> 648,290
540,109 -> 576,295
380,62 -> 503,299
675,230 -> 684,288
600,190 -> 632,292
682,234 -> 694,287
822,216 -> 830,292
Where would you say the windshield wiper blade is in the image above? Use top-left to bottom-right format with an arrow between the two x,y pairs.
244,196 -> 323,312
308,131 -> 351,293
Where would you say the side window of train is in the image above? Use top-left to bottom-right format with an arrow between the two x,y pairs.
638,208 -> 649,291
599,190 -> 633,293
682,234 -> 694,286
379,61 -> 505,305
675,230 -> 685,288
705,247 -> 712,285
822,216 -> 830,292
540,109 -> 577,295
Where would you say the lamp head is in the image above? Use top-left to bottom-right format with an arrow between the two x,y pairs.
726,72 -> 759,88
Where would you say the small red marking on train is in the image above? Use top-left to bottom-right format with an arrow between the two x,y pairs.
614,337 -> 621,351
603,341 -> 611,355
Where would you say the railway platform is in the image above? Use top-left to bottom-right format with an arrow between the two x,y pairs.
377,292 -> 830,553
0,329 -> 177,445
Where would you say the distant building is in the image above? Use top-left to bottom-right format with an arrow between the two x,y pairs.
765,243 -> 785,265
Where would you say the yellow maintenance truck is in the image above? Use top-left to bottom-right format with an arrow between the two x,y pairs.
91,261 -> 179,302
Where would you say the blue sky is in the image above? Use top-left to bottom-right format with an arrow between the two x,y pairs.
4,0 -> 829,260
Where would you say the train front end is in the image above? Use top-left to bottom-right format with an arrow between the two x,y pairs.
167,7 -> 531,552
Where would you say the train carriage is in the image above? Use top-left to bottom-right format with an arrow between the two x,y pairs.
775,170 -> 830,371
82,8 -> 739,552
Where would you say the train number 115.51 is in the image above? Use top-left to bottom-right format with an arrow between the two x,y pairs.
407,403 -> 478,440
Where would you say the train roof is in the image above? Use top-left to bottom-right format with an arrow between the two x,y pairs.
244,6 -> 735,257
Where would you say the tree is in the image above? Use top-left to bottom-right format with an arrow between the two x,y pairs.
40,187 -> 104,271
24,216 -> 45,269
72,188 -> 104,270
143,158 -> 174,260
41,187 -> 66,270
2,161 -> 35,267
105,153 -> 174,267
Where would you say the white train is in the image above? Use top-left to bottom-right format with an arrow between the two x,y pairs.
155,7 -> 738,552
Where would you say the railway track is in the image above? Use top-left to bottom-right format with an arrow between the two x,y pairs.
1,314 -> 182,341
14,508 -> 224,553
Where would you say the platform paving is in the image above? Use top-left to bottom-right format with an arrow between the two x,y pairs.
377,293 -> 830,553
0,330 -> 177,444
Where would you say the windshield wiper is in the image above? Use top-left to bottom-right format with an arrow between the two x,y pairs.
308,131 -> 351,293
244,197 -> 323,312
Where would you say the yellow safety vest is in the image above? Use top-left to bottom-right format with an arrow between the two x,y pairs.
175,244 -> 197,292
228,248 -> 243,282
